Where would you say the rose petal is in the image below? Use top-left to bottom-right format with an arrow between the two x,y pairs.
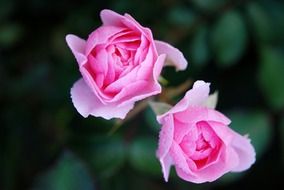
104,54 -> 165,104
71,78 -> 133,119
100,9 -> 125,27
80,65 -> 112,101
170,141 -> 192,174
159,153 -> 173,182
173,80 -> 210,112
207,109 -> 231,125
111,55 -> 165,105
173,119 -> 196,144
86,26 -> 125,55
191,146 -> 239,183
103,66 -> 139,94
134,35 -> 151,65
157,114 -> 175,182
101,9 -> 151,38
157,115 -> 174,159
207,121 -> 235,146
175,166 -> 202,184
174,107 -> 231,126
230,132 -> 256,172
153,54 -> 166,81
174,107 -> 209,124
155,40 -> 188,71
66,34 -> 87,66
158,81 -> 210,122
124,13 -> 153,38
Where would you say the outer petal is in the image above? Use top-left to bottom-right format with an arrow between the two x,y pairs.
175,167 -> 201,183
153,54 -> 166,81
66,34 -> 87,66
100,9 -> 125,27
230,132 -> 256,172
157,115 -> 174,159
207,109 -> 231,125
174,107 -> 231,125
158,81 -> 210,122
124,13 -> 154,40
173,119 -> 196,144
157,113 -> 175,182
71,79 -> 133,119
155,40 -> 188,71
159,153 -> 173,182
208,119 -> 255,172
170,141 -> 191,174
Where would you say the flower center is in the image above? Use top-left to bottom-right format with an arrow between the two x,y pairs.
180,121 -> 221,169
87,29 -> 143,92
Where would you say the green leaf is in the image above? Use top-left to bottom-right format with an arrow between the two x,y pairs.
218,172 -> 244,185
33,151 -> 94,190
280,116 -> 284,166
144,107 -> 161,132
191,0 -> 226,12
73,135 -> 126,178
168,7 -> 196,27
258,47 -> 284,110
228,110 -> 271,158
0,0 -> 14,22
246,2 -> 274,44
129,137 -> 161,176
0,23 -> 23,48
189,26 -> 210,66
211,11 -> 247,67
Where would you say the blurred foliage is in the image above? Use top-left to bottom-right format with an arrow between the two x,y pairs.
258,47 -> 284,110
32,151 -> 95,190
129,136 -> 161,176
1,0 -> 284,189
211,11 -> 247,67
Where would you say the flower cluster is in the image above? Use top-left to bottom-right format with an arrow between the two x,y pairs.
66,9 -> 255,183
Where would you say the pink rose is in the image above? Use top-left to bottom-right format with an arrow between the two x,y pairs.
156,81 -> 255,183
66,9 -> 187,119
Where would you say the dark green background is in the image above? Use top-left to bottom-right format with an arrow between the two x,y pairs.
1,0 -> 284,189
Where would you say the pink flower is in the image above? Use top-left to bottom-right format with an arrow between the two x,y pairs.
66,9 -> 187,119
156,81 -> 255,183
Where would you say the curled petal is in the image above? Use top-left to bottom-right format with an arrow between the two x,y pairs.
158,81 -> 210,122
100,9 -> 125,27
207,109 -> 231,125
231,132 -> 256,172
155,40 -> 188,71
157,115 -> 174,159
175,167 -> 201,184
66,34 -> 87,66
159,153 -> 173,182
153,54 -> 167,81
71,79 -> 133,119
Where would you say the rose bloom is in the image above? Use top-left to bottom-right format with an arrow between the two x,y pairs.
66,9 -> 187,119
156,81 -> 255,183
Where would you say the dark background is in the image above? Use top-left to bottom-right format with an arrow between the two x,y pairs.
1,0 -> 284,189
